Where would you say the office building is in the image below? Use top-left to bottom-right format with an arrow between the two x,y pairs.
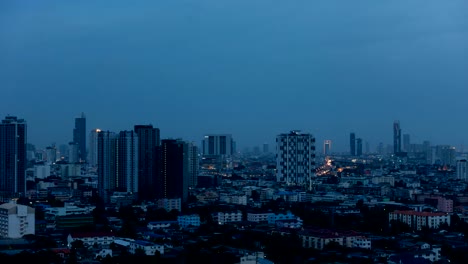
457,159 -> 468,181
0,201 -> 35,238
350,133 -> 356,156
134,125 -> 160,201
0,116 -> 27,198
202,134 -> 235,156
87,129 -> 101,167
356,138 -> 363,156
323,140 -> 332,156
276,131 -> 316,189
393,120 -> 401,154
73,113 -> 86,162
156,139 -> 190,202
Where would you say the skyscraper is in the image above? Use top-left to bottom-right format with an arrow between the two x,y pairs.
0,116 -> 27,198
393,120 -> 401,154
134,125 -> 160,201
323,140 -> 332,156
187,142 -> 199,189
87,129 -> 101,167
202,134 -> 235,156
98,131 -> 118,202
350,133 -> 356,156
356,138 -> 363,156
97,130 -> 139,202
457,159 -> 467,181
73,113 -> 86,162
157,139 -> 190,202
276,131 -> 315,189
116,131 -> 138,195
68,142 -> 79,163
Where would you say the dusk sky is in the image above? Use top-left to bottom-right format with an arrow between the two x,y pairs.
1,0 -> 468,152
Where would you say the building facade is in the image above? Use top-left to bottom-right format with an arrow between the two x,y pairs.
276,131 -> 316,189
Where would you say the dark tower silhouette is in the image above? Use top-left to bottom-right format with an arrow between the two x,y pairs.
73,112 -> 86,162
350,133 -> 356,156
393,121 -> 401,154
356,138 -> 363,156
0,116 -> 27,197
156,139 -> 189,203
134,125 -> 160,201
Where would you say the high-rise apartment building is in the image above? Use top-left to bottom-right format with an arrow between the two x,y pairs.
87,129 -> 101,167
457,159 -> 468,181
98,131 -> 118,202
157,139 -> 190,202
73,113 -> 86,162
97,130 -> 139,202
356,138 -> 363,156
393,120 -> 401,154
0,116 -> 27,198
276,131 -> 316,189
188,142 -> 199,188
45,145 -> 57,164
116,131 -> 138,195
202,134 -> 235,156
323,140 -> 332,156
350,133 -> 356,156
134,125 -> 160,201
68,142 -> 79,163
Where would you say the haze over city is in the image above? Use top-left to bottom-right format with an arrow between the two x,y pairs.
1,0 -> 468,151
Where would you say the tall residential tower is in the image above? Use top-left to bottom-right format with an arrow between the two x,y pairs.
0,116 -> 27,198
276,131 -> 316,189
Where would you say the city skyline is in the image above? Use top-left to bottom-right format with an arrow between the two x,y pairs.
1,1 -> 468,152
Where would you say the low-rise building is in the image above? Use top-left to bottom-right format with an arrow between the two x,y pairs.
300,229 -> 371,250
212,211 -> 243,225
129,240 -> 164,255
157,198 -> 181,212
0,201 -> 35,238
247,213 -> 271,223
147,221 -> 178,230
177,214 -> 200,229
389,210 -> 450,230
67,232 -> 115,248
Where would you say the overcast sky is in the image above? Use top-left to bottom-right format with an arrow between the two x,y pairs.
1,0 -> 468,152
